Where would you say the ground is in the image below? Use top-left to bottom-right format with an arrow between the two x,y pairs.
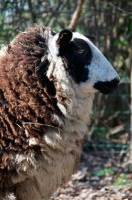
51,149 -> 132,200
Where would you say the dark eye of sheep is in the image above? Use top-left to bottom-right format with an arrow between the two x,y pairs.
60,38 -> 92,83
72,38 -> 92,65
77,49 -> 85,53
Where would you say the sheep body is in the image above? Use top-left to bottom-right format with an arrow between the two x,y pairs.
0,26 -> 119,200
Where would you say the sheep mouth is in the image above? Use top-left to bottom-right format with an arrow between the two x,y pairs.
96,86 -> 115,95
94,79 -> 119,95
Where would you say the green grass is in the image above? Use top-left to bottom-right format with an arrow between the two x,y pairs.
113,174 -> 129,186
90,167 -> 115,178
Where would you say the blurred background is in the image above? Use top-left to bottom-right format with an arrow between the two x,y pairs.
0,0 -> 132,196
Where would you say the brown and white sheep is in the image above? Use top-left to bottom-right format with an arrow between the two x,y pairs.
0,25 -> 119,200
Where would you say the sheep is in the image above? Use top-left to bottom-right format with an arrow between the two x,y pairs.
0,25 -> 120,200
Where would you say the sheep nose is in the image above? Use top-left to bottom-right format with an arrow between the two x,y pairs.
109,77 -> 120,90
93,77 -> 120,95
110,77 -> 120,84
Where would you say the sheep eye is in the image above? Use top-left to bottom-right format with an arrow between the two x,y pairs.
77,49 -> 85,53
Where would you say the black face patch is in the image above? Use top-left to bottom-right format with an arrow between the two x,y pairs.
59,38 -> 92,83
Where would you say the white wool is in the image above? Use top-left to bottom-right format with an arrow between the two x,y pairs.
44,127 -> 62,148
5,193 -> 17,200
28,138 -> 39,146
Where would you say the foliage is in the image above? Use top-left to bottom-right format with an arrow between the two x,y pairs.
90,167 -> 115,178
113,174 -> 129,186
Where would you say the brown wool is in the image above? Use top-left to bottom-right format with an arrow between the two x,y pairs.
0,26 -> 61,192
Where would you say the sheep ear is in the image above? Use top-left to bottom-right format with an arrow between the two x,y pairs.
56,29 -> 72,48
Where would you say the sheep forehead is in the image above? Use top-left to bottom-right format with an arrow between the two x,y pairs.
72,32 -> 91,43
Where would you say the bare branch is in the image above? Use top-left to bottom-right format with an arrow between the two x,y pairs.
27,0 -> 36,23
109,2 -> 132,16
68,0 -> 84,30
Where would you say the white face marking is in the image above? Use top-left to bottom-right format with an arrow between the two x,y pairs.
47,33 -> 59,62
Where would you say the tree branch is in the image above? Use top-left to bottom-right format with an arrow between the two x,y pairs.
68,0 -> 84,30
27,0 -> 36,23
